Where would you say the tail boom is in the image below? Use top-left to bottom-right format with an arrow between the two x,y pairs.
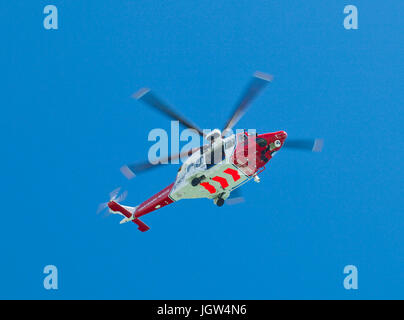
107,183 -> 175,232
134,183 -> 175,218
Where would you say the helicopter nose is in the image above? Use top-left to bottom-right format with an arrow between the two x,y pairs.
276,130 -> 288,144
276,131 -> 287,149
279,130 -> 287,140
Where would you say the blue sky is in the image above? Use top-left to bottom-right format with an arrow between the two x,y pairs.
1,1 -> 403,299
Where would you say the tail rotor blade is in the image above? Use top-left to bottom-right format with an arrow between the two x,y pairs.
120,165 -> 136,179
120,145 -> 203,179
97,202 -> 108,214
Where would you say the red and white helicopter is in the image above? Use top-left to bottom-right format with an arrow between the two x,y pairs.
98,71 -> 323,232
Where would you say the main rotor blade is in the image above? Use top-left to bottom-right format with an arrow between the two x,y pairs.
120,146 -> 204,179
283,138 -> 324,152
222,71 -> 273,134
133,88 -> 205,137
226,188 -> 245,205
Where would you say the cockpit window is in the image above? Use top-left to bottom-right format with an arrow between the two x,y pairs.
237,133 -> 248,145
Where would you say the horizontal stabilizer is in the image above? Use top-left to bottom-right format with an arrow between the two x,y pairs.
133,218 -> 150,232
107,201 -> 150,232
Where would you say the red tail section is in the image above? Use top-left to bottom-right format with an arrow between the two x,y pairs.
107,183 -> 175,232
107,201 -> 150,232
135,183 -> 175,218
133,218 -> 150,232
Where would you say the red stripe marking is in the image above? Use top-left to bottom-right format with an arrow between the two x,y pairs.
223,168 -> 241,182
200,182 -> 217,194
212,176 -> 229,189
108,201 -> 132,218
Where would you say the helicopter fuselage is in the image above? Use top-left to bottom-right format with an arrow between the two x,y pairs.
118,130 -> 288,230
169,130 -> 287,201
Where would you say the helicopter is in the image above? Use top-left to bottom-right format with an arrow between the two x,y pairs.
98,71 -> 323,232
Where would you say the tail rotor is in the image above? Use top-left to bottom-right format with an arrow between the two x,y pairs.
97,187 -> 128,216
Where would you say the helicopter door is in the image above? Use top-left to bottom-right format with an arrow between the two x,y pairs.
206,143 -> 226,169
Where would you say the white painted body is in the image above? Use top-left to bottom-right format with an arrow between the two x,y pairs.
169,133 -> 255,201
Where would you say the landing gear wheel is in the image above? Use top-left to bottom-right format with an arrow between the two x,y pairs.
216,198 -> 225,207
191,175 -> 206,187
191,178 -> 200,186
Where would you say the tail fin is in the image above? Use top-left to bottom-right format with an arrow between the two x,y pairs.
107,201 -> 150,232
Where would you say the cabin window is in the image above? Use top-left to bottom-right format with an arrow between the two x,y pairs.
225,137 -> 235,149
237,133 -> 248,145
